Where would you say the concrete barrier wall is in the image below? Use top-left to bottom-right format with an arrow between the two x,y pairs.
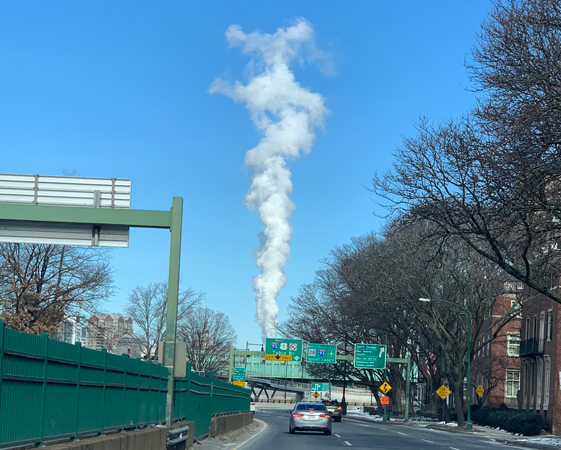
44,414 -> 252,450
209,413 -> 254,438
45,427 -> 168,450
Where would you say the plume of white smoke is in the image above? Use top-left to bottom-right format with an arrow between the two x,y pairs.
210,18 -> 328,342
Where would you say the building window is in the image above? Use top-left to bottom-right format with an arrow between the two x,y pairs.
537,359 -> 543,407
547,309 -> 553,342
506,370 -> 520,398
510,299 -> 522,318
544,357 -> 551,410
525,318 -> 530,340
507,334 -> 520,357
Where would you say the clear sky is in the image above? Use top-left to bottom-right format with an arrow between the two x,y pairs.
0,1 -> 494,349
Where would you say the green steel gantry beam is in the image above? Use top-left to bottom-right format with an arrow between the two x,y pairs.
0,199 -> 183,426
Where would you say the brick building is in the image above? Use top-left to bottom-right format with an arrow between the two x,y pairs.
471,290 -> 522,409
519,280 -> 560,433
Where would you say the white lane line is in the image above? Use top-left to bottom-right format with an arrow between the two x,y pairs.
450,447 -> 462,450
229,419 -> 268,450
379,426 -> 389,430
344,441 -> 352,446
397,432 -> 407,436
422,439 -> 434,443
335,434 -> 341,437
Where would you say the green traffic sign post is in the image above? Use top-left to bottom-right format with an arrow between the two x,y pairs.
233,367 -> 246,381
311,382 -> 330,392
354,343 -> 387,369
306,343 -> 337,364
265,338 -> 303,362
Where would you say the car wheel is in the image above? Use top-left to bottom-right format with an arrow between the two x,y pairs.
324,429 -> 332,436
289,427 -> 295,434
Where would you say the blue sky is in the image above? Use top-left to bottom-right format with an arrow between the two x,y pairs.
0,1 -> 494,348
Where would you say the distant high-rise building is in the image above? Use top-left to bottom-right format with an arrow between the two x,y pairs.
50,316 -> 87,345
85,313 -> 133,352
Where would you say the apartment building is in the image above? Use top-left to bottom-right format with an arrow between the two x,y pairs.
471,291 -> 521,409
85,313 -> 133,352
50,316 -> 88,345
519,281 -> 560,433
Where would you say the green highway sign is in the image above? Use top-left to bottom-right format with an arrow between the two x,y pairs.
306,343 -> 337,364
265,338 -> 303,361
311,382 -> 330,392
233,367 -> 246,381
354,343 -> 387,369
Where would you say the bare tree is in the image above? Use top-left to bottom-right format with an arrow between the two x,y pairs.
0,243 -> 114,334
282,221 -> 522,424
124,281 -> 202,359
372,0 -> 561,305
177,307 -> 237,375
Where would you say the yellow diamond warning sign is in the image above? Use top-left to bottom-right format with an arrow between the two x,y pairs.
436,385 -> 451,399
476,385 -> 485,398
379,382 -> 392,394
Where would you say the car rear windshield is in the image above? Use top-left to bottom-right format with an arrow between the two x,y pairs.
297,404 -> 327,411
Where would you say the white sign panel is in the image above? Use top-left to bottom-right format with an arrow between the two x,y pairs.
0,174 -> 131,247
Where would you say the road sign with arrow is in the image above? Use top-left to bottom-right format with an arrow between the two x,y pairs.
265,338 -> 303,362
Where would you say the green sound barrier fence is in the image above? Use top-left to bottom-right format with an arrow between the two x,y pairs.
0,322 -> 250,449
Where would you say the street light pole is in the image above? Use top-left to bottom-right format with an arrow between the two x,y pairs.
419,298 -> 473,431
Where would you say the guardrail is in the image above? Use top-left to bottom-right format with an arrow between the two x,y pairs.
167,425 -> 190,448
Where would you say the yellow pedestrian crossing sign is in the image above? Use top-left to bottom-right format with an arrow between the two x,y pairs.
436,385 -> 451,399
379,382 -> 392,394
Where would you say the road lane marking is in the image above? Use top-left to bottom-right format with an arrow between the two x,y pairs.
422,439 -> 434,443
230,419 -> 268,450
335,434 -> 341,437
344,441 -> 352,446
379,427 -> 388,430
450,447 -> 461,450
397,432 -> 407,436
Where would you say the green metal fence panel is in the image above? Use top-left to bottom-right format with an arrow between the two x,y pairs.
78,347 -> 106,435
0,321 -> 167,449
0,320 -> 253,450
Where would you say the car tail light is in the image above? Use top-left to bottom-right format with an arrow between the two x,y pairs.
337,406 -> 342,410
293,413 -> 304,418
319,414 -> 330,419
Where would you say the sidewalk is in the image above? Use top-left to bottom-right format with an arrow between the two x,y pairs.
344,409 -> 561,449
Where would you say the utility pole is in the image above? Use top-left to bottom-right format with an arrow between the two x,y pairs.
341,333 -> 348,415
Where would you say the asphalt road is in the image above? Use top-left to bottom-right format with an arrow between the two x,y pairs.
230,408 -> 531,450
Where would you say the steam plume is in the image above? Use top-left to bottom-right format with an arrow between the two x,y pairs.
210,18 -> 328,342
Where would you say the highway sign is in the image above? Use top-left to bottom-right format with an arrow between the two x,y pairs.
233,367 -> 246,381
232,380 -> 246,388
312,391 -> 320,399
476,385 -> 485,397
353,343 -> 386,369
265,338 -> 303,361
436,385 -> 451,400
379,382 -> 392,394
311,382 -> 330,392
381,396 -> 390,405
306,343 -> 337,364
